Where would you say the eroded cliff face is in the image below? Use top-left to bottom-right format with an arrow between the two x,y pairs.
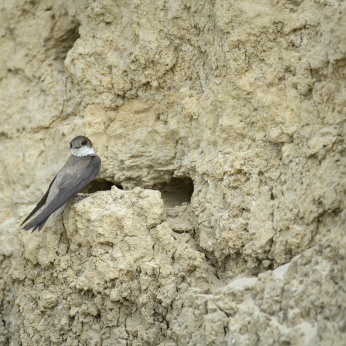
0,0 -> 345,345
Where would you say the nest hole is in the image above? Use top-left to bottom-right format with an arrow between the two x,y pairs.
81,179 -> 123,194
152,177 -> 194,208
80,177 -> 194,209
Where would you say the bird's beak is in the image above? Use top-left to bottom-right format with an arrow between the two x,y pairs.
73,145 -> 81,149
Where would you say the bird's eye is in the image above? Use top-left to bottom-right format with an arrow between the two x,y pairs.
82,140 -> 87,146
70,143 -> 72,149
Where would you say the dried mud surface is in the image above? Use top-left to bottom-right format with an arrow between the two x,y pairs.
0,0 -> 345,345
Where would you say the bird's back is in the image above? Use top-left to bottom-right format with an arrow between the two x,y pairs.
46,155 -> 94,205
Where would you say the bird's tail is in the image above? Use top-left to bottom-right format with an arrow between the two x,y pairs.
23,216 -> 49,233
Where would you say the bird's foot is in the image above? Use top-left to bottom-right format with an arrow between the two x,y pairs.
74,194 -> 90,204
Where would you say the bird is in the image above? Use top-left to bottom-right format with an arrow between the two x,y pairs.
21,135 -> 101,233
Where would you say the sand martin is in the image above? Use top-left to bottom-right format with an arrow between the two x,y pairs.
21,136 -> 101,232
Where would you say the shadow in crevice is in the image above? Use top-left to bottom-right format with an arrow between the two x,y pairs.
49,19 -> 80,71
56,24 -> 80,61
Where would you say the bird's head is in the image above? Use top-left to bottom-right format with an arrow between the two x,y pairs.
70,136 -> 95,157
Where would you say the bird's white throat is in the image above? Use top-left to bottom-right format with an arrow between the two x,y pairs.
71,147 -> 95,157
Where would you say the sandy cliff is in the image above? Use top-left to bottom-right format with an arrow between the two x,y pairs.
0,0 -> 345,345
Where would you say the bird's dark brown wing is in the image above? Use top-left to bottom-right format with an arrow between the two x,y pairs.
23,156 -> 101,231
20,175 -> 57,226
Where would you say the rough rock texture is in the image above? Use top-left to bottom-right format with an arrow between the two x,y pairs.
0,0 -> 345,345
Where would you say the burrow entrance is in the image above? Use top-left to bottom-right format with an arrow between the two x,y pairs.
81,179 -> 122,194
81,177 -> 194,209
81,176 -> 194,233
152,177 -> 194,208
